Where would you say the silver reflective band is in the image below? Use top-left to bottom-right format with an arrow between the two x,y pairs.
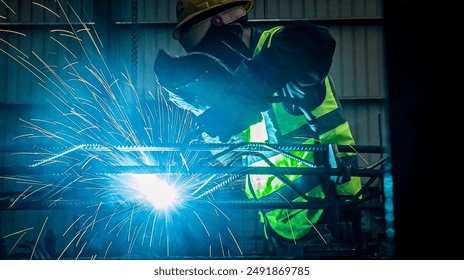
178,6 -> 246,52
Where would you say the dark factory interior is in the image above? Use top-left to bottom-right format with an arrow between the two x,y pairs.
0,0 -> 458,261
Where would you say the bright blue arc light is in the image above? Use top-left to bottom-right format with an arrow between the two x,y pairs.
127,174 -> 180,210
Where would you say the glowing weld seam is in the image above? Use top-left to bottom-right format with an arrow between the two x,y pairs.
29,144 -> 85,167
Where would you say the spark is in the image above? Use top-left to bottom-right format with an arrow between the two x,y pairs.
9,186 -> 32,209
32,2 -> 60,18
0,48 -> 46,83
46,197 -> 64,208
227,227 -> 243,255
75,227 -> 91,250
205,200 -> 231,221
8,231 -> 28,257
63,214 -> 86,236
66,1 -> 108,72
127,224 -> 143,255
51,29 -> 74,35
166,234 -> 169,256
30,216 -> 48,260
1,227 -> 34,239
1,0 -> 242,259
141,214 -> 151,247
103,241 -> 112,259
346,143 -> 370,165
192,210 -> 210,237
0,29 -> 25,36
32,50 -> 75,93
1,0 -> 15,14
57,231 -> 81,260
90,202 -> 103,231
218,232 -> 224,257
50,36 -> 77,59
149,215 -> 157,247
0,37 -> 29,58
21,183 -> 54,199
58,33 -> 82,41
0,176 -> 40,184
75,241 -> 87,259
128,205 -> 134,241
305,217 -> 328,244
286,210 -> 297,244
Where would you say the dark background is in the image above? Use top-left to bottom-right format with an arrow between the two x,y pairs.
385,1 -> 460,259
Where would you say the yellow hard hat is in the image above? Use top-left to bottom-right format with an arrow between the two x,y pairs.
173,0 -> 254,40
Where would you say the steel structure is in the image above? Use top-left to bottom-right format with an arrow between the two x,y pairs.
0,143 -> 390,259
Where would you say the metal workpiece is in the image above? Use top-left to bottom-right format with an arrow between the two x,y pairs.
0,143 -> 387,211
0,142 -> 384,154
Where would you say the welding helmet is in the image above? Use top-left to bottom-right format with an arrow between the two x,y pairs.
154,49 -> 235,116
173,0 -> 254,52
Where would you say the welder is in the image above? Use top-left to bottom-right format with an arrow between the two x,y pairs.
154,0 -> 362,256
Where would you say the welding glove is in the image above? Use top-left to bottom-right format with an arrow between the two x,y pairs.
196,61 -> 276,141
196,95 -> 265,141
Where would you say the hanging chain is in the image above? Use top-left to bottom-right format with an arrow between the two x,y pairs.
131,0 -> 139,90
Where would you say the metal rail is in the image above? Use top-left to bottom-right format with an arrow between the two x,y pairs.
0,143 -> 385,153
0,143 -> 387,211
0,165 -> 384,177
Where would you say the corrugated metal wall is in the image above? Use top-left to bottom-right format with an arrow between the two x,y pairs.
0,0 -> 386,259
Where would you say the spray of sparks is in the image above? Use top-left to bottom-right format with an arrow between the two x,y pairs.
0,0 -> 246,259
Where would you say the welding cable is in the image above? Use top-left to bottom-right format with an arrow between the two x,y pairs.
250,152 -> 326,204
191,146 -> 319,200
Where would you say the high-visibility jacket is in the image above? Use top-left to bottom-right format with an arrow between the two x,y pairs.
243,25 -> 362,240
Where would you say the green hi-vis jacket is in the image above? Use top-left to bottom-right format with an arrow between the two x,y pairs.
242,25 -> 362,241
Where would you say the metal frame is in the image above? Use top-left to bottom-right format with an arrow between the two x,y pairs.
0,143 -> 385,210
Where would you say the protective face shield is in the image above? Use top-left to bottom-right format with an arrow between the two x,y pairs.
153,49 -> 235,116
173,1 -> 254,65
191,21 -> 251,71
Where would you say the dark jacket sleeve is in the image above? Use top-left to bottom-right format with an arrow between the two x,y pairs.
245,21 -> 336,89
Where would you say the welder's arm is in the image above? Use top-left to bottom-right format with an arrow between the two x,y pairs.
245,21 -> 336,88
196,58 -> 280,141
197,61 -> 276,141
196,22 -> 336,140
196,94 -> 265,141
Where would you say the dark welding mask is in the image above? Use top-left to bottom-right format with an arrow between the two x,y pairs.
154,49 -> 235,116
191,21 -> 251,71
